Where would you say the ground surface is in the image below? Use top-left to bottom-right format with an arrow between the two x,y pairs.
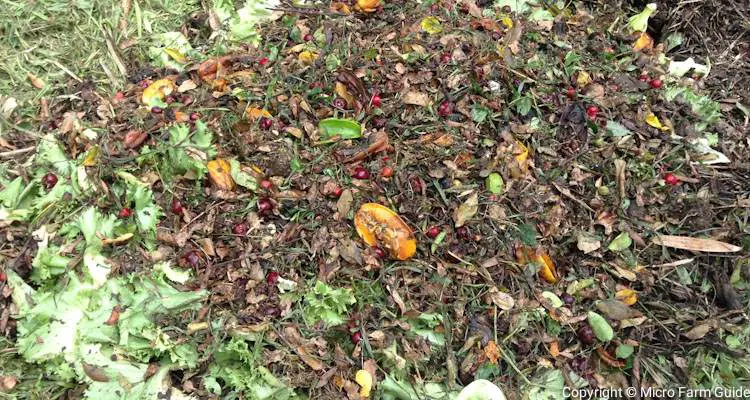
1,0 -> 749,399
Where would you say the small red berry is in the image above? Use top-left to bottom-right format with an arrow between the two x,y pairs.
456,226 -> 469,239
370,94 -> 382,107
381,166 -> 394,178
331,186 -> 344,198
664,173 -> 680,186
232,222 -> 249,235
426,226 -> 441,239
151,106 -> 163,114
586,105 -> 599,119
0,270 -> 6,282
260,179 -> 273,189
649,79 -> 663,89
189,112 -> 200,121
171,198 -> 184,215
303,33 -> 313,41
351,331 -> 362,345
332,97 -> 346,108
181,251 -> 201,268
260,117 -> 273,130
118,207 -> 133,219
266,271 -> 280,285
258,57 -> 269,66
42,173 -> 58,190
373,246 -> 386,258
440,52 -> 452,64
114,91 -> 125,101
258,198 -> 273,213
438,100 -> 453,117
352,167 -> 371,180
411,176 -> 424,193
566,87 -> 576,99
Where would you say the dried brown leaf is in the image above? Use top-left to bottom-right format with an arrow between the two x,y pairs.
652,235 -> 741,253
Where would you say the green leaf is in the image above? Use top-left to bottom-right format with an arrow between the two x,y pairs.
608,232 -> 632,251
626,3 -> 657,33
0,177 -> 24,208
517,223 -> 538,246
420,16 -> 443,34
37,133 -> 72,175
541,291 -> 563,308
485,172 -> 505,194
587,311 -> 614,341
471,105 -> 490,123
229,159 -> 258,190
303,281 -> 356,326
318,118 -> 362,140
615,344 -> 634,359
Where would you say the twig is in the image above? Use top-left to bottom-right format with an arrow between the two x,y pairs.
0,146 -> 35,158
552,182 -> 595,213
268,7 -> 342,16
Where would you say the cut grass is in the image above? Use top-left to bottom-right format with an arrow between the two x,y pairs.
0,0 -> 201,104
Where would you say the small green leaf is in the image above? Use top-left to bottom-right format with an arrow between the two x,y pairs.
431,230 -> 447,253
615,344 -> 634,359
606,120 -> 632,137
517,223 -> 538,246
471,105 -> 490,123
485,172 -> 505,195
587,311 -> 614,342
608,232 -> 632,252
318,118 -> 362,140
541,291 -> 563,308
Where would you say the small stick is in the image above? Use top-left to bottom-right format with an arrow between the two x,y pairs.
0,146 -> 35,158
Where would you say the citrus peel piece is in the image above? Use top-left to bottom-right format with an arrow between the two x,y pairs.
354,203 -> 416,260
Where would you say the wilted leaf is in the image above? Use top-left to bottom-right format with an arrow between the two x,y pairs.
420,16 -> 443,34
355,0 -> 380,12
633,32 -> 654,51
354,203 -> 416,260
683,324 -> 712,340
608,232 -> 632,251
516,245 -> 558,283
142,79 -> 175,107
587,311 -> 614,342
606,120 -> 632,137
485,173 -> 504,195
487,287 -> 515,310
577,232 -> 601,254
207,159 -> 236,191
627,3 -> 657,33
668,57 -> 710,78
299,50 -> 319,65
355,369 -> 373,397
652,235 -> 741,253
247,107 -> 272,121
615,288 -> 638,305
453,192 -> 478,228
402,91 -> 431,106
541,291 -> 563,308
596,299 -> 643,320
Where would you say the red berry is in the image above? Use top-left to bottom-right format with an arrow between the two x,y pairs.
566,87 -> 576,99
258,57 -> 269,66
351,331 -> 362,345
440,52 -> 452,64
456,226 -> 469,239
373,247 -> 386,258
370,95 -> 382,107
352,167 -> 371,180
258,198 -> 273,213
664,173 -> 680,186
577,324 -> 595,345
410,176 -> 424,193
260,179 -> 273,189
118,207 -> 133,219
42,173 -> 58,190
232,222 -> 249,235
381,166 -> 394,178
0,270 -> 6,282
332,186 -> 343,198
437,100 -> 453,117
189,112 -> 200,121
114,91 -> 125,101
151,106 -> 163,114
266,271 -> 280,285
171,198 -> 184,215
303,33 -> 313,41
649,79 -> 663,89
426,226 -> 441,238
586,105 -> 599,119
260,117 -> 273,130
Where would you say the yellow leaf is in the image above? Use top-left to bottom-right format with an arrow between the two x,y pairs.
247,107 -> 272,121
355,0 -> 380,12
645,113 -> 669,131
331,2 -> 351,15
355,369 -> 373,398
82,146 -> 100,167
335,82 -> 356,108
102,233 -> 134,245
616,288 -> 638,305
207,159 -> 236,191
502,15 -> 514,29
142,79 -> 175,106
633,32 -> 654,52
576,71 -> 591,88
298,50 -> 319,65
164,48 -> 187,64
420,16 -> 443,34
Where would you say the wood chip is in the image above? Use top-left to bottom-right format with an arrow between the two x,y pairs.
652,235 -> 741,253
402,91 -> 431,106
